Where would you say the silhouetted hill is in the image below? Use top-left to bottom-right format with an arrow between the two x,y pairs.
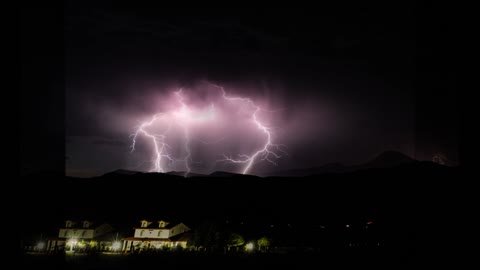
63,150 -> 447,180
265,151 -> 419,177
66,151 -> 421,179
24,161 -> 458,217
102,169 -> 140,176
166,171 -> 207,177
360,150 -> 415,169
22,159 -> 458,229
269,162 -> 349,177
208,171 -> 259,178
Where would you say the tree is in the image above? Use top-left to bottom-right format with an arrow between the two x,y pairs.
190,220 -> 223,251
257,237 -> 271,252
226,233 -> 245,250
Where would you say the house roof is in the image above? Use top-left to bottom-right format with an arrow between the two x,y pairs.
133,225 -> 176,230
135,219 -> 183,229
60,220 -> 107,229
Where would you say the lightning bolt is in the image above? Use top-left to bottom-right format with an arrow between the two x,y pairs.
131,90 -> 193,176
130,84 -> 285,176
174,90 -> 192,177
212,84 -> 286,175
130,114 -> 174,173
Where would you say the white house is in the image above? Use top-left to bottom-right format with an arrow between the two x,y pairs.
122,219 -> 191,252
46,220 -> 115,252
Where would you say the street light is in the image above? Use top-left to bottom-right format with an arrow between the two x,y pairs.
245,243 -> 254,251
68,239 -> 77,252
112,232 -> 121,252
36,242 -> 45,251
112,241 -> 121,251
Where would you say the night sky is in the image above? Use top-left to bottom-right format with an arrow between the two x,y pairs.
21,4 -> 459,177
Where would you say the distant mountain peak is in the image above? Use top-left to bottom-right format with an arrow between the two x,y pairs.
364,151 -> 415,168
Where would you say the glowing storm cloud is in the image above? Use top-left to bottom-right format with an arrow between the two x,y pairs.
130,84 -> 286,176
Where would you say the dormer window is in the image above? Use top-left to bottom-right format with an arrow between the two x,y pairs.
66,221 -> 73,228
158,220 -> 170,228
141,220 -> 150,228
82,221 -> 90,228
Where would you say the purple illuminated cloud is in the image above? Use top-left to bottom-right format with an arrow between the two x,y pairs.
129,83 -> 287,176
67,80 -> 345,177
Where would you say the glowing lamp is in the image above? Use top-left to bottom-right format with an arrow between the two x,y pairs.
68,239 -> 77,252
36,242 -> 45,250
112,241 -> 121,251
